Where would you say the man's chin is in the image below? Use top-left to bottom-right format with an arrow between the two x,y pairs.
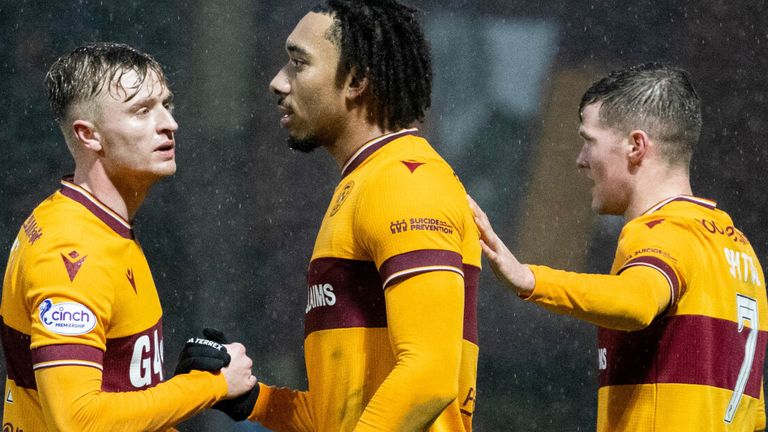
287,135 -> 322,153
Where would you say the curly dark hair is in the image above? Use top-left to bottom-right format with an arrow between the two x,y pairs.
45,42 -> 167,123
312,0 -> 432,131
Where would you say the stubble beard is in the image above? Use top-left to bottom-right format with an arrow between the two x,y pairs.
287,135 -> 322,153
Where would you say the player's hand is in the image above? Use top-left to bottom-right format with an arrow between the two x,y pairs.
468,195 -> 535,296
174,334 -> 231,376
203,328 -> 261,422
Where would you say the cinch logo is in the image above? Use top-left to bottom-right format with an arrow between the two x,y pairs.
305,283 -> 337,313
39,299 -> 96,336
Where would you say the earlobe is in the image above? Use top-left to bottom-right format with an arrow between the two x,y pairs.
72,120 -> 103,152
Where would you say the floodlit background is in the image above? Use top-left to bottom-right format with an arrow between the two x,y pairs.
1,1 -> 767,430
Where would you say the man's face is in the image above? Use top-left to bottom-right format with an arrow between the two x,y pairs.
94,69 -> 178,183
269,12 -> 347,152
576,102 -> 631,215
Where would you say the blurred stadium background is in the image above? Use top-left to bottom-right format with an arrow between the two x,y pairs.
1,1 -> 766,430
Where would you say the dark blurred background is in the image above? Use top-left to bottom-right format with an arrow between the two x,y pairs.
1,1 -> 767,430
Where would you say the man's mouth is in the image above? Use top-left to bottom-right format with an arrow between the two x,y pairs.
157,141 -> 174,150
155,141 -> 175,158
278,105 -> 293,128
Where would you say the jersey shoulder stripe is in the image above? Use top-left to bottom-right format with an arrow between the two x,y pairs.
380,249 -> 464,288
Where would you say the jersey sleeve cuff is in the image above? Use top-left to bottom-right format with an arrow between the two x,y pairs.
250,382 -> 273,422
526,265 -> 552,301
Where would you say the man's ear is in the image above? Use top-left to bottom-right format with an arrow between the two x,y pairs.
345,68 -> 369,101
72,120 -> 103,152
627,129 -> 650,165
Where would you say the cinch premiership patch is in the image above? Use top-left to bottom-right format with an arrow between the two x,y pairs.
39,299 -> 96,335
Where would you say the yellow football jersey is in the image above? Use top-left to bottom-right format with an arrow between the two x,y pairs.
1,178 -> 166,430
253,129 -> 481,431
529,196 -> 767,431
596,196 -> 767,431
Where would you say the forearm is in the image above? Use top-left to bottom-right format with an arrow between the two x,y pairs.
37,366 -> 227,431
355,272 -> 463,431
249,383 -> 313,432
527,265 -> 671,331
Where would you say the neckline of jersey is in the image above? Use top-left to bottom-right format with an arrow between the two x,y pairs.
644,195 -> 717,215
59,176 -> 134,239
341,128 -> 418,178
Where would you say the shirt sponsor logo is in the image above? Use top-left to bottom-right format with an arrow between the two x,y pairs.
39,299 -> 96,335
390,219 -> 408,234
390,217 -> 454,235
130,329 -> 164,388
627,247 -> 675,262
598,347 -> 607,370
305,283 -> 337,314
697,218 -> 749,245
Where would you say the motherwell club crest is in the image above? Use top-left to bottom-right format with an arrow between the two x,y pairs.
61,250 -> 87,282
330,181 -> 355,216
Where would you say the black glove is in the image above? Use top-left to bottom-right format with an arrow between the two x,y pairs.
202,328 -> 261,422
174,331 -> 231,376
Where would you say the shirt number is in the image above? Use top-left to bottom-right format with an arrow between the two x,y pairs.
724,294 -> 759,423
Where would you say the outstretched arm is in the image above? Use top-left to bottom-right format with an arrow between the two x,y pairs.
469,196 -> 671,331
173,329 -> 314,431
36,342 -> 256,431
